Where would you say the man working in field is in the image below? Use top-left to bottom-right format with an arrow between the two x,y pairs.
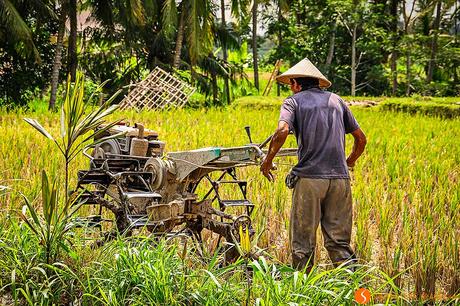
260,58 -> 367,271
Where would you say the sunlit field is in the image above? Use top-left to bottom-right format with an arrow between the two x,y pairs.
1,105 -> 459,304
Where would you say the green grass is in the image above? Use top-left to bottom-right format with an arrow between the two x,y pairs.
234,95 -> 460,118
0,228 -> 408,305
234,95 -> 460,106
342,96 -> 460,104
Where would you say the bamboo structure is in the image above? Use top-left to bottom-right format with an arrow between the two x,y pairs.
262,59 -> 282,96
120,67 -> 195,111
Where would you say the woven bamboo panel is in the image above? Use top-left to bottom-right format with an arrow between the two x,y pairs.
119,67 -> 195,111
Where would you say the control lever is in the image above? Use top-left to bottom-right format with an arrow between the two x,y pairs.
259,130 -> 294,149
244,126 -> 253,144
259,134 -> 273,149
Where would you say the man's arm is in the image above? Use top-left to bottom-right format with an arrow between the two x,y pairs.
260,121 -> 290,181
346,128 -> 367,168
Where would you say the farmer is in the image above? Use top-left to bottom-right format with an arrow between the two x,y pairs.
260,58 -> 367,271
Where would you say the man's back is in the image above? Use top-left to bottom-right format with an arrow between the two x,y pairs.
279,88 -> 359,179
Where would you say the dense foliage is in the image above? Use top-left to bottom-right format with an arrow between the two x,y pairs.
1,0 -> 459,108
0,0 -> 57,106
263,0 -> 460,96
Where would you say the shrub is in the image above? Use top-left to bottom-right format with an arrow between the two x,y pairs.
379,101 -> 460,119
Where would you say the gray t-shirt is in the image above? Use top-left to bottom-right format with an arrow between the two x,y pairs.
279,88 -> 360,179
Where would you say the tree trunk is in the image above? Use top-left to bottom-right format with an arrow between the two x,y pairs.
252,0 -> 259,91
220,0 -> 230,104
405,48 -> 411,96
390,50 -> 398,96
402,0 -> 415,96
326,18 -> 337,72
277,2 -> 282,96
390,0 -> 399,96
426,1 -> 442,84
351,24 -> 357,96
67,0 -> 77,81
211,57 -> 218,105
49,8 -> 67,110
173,10 -> 185,69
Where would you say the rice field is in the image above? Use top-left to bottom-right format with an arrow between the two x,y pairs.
0,103 -> 459,304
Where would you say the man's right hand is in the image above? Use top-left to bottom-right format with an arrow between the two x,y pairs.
260,158 -> 276,182
261,121 -> 289,182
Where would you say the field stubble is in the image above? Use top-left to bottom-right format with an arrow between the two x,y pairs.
0,106 -> 459,302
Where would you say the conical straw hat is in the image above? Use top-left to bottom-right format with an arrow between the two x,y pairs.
276,58 -> 332,89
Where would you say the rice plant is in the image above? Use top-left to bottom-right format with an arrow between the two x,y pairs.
0,102 -> 459,303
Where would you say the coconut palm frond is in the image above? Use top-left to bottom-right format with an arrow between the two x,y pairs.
230,0 -> 251,22
201,0 -> 215,54
214,22 -> 241,51
88,0 -> 115,28
187,0 -> 200,64
186,0 -> 215,64
161,0 -> 177,37
0,0 -> 40,61
29,0 -> 57,20
278,0 -> 291,13
143,0 -> 159,16
201,56 -> 229,79
128,0 -> 145,26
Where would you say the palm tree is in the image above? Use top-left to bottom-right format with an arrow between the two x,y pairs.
193,54 -> 244,105
216,0 -> 251,102
220,0 -> 230,103
207,19 -> 240,104
252,0 -> 259,90
389,0 -> 399,96
163,0 -> 214,69
0,0 -> 55,62
49,1 -> 68,110
68,0 -> 77,81
172,9 -> 183,68
49,0 -> 84,110
49,0 -> 147,109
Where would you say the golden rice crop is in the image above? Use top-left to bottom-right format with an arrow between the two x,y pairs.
0,105 -> 459,300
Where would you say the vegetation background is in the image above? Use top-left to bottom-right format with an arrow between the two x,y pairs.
1,0 -> 459,108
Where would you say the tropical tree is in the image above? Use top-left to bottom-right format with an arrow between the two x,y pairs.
426,0 -> 442,84
49,1 -> 68,110
76,0 -> 146,100
220,0 -> 231,103
400,0 -> 425,96
203,20 -> 241,105
164,0 -> 214,70
389,0 -> 400,96
68,0 -> 78,81
216,0 -> 251,102
334,0 -> 367,96
425,0 -> 458,85
0,0 -> 55,61
252,0 -> 259,90
0,0 -> 57,106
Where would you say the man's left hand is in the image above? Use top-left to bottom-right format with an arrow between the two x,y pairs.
346,158 -> 356,168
